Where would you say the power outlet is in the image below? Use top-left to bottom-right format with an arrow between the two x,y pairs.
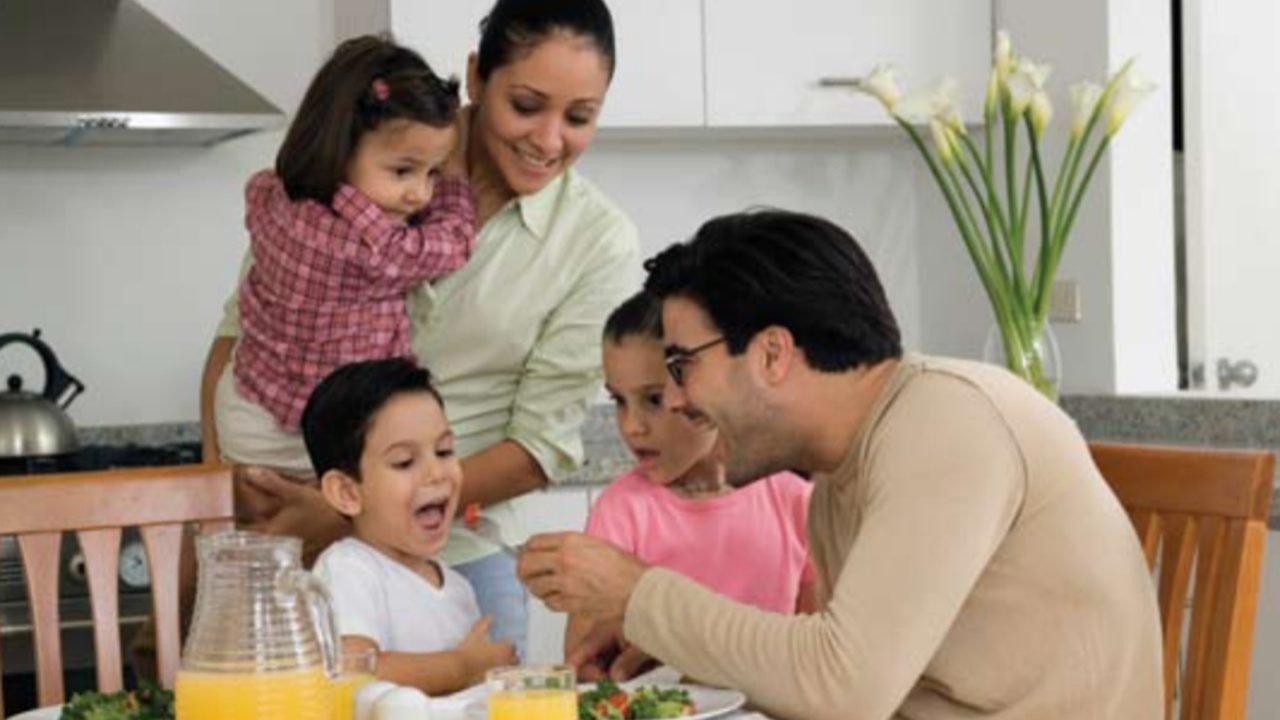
1049,280 -> 1082,322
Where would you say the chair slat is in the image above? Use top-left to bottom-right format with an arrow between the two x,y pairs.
18,532 -> 66,706
78,527 -> 125,692
142,522 -> 186,687
1157,514 -> 1197,715
1131,510 -> 1162,566
1184,516 -> 1226,720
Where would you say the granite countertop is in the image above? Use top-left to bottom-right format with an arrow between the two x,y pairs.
82,393 -> 1280,528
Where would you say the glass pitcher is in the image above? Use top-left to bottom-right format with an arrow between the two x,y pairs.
176,531 -> 338,720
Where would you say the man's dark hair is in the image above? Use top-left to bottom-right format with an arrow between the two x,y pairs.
477,0 -> 616,81
276,34 -> 460,204
644,209 -> 902,372
603,291 -> 662,343
301,357 -> 443,480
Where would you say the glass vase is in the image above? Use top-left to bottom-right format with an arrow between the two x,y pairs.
982,321 -> 1062,401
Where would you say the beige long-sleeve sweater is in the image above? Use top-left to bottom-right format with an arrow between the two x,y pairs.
624,355 -> 1162,720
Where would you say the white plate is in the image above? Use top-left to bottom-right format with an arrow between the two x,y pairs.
8,706 -> 61,719
462,682 -> 747,720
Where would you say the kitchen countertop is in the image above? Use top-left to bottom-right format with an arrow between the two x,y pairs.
84,392 -> 1280,528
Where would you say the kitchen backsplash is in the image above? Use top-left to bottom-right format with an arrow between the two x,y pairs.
82,394 -> 1280,528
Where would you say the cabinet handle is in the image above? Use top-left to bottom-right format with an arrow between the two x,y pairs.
817,77 -> 862,88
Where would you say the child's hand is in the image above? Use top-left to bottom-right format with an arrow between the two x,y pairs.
442,106 -> 471,179
458,615 -> 516,681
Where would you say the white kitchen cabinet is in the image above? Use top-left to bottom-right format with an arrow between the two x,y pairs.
702,0 -> 991,126
379,0 -> 705,128
520,487 -> 594,664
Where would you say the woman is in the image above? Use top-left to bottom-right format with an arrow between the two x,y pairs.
200,0 -> 638,657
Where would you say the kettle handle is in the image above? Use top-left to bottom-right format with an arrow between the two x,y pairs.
282,568 -> 341,678
0,329 -> 86,408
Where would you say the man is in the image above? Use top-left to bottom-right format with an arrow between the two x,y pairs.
519,210 -> 1162,720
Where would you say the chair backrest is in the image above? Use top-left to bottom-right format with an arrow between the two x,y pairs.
0,463 -> 233,713
1089,442 -> 1274,720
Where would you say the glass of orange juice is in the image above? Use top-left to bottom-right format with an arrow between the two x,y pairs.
330,647 -> 378,720
487,665 -> 577,720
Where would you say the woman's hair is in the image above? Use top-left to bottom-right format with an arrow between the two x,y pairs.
301,357 -> 444,481
476,0 -> 616,81
603,291 -> 663,343
644,209 -> 903,373
276,35 -> 460,203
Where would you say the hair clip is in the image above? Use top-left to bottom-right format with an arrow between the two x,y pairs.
371,78 -> 390,102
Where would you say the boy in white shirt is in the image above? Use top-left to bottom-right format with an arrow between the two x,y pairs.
305,358 -> 516,694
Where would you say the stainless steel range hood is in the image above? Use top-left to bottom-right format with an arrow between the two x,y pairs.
0,0 -> 285,147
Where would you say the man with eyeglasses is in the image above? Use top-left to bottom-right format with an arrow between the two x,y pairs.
518,210 -> 1162,720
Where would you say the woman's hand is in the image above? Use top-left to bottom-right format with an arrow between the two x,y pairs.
234,465 -> 349,565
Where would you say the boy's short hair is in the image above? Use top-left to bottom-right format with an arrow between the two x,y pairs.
301,357 -> 443,480
603,290 -> 663,343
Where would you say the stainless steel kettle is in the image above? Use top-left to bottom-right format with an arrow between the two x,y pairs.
0,329 -> 85,458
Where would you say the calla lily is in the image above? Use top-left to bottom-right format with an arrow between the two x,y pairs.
897,77 -> 962,128
995,30 -> 1013,79
930,118 -> 958,164
1106,67 -> 1154,136
1028,91 -> 1053,138
984,67 -> 1001,120
1069,82 -> 1103,137
1007,59 -> 1052,116
851,65 -> 902,112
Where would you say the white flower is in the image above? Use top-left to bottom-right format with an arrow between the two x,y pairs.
1106,65 -> 1155,136
995,30 -> 1014,79
1007,59 -> 1052,116
851,65 -> 902,112
984,67 -> 1001,119
897,77 -> 962,129
1069,82 -> 1104,137
930,118 -> 958,165
1029,91 -> 1053,138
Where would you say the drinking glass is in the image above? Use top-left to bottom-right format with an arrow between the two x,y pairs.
487,665 -> 577,720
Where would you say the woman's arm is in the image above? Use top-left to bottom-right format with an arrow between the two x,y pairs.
200,336 -> 235,462
458,440 -> 548,508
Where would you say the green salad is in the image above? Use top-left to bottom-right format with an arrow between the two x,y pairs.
60,682 -> 174,720
579,680 -> 696,720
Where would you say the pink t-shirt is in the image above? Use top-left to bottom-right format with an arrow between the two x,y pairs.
585,468 -> 814,614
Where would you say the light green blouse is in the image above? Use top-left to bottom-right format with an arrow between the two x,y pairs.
217,169 -> 641,564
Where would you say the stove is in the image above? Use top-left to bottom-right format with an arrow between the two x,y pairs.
0,442 -> 202,711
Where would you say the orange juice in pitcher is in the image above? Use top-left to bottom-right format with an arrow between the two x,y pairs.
176,668 -> 331,720
177,532 -> 339,720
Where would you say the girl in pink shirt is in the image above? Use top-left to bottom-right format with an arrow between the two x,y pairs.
566,292 -> 816,654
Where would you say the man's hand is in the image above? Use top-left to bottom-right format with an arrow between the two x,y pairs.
517,532 -> 649,619
234,465 -> 349,565
567,618 -> 655,682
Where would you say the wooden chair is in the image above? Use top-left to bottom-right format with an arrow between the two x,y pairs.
0,464 -> 233,714
1090,442 -> 1274,720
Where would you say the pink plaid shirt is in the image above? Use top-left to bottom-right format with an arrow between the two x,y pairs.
235,170 -> 475,429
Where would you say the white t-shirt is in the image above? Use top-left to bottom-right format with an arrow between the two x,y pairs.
313,537 -> 482,653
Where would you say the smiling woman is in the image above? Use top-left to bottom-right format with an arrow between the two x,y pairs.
198,0 -> 640,663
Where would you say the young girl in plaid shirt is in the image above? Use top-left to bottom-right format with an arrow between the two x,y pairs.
215,35 -> 475,475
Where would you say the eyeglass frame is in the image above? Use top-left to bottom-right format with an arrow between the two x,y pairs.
664,337 -> 727,386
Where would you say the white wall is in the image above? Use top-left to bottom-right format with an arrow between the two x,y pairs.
992,0 -> 1177,394
0,0 -> 334,427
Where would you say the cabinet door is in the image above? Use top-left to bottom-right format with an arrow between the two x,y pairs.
388,0 -> 703,128
703,0 -> 991,127
599,0 -> 704,127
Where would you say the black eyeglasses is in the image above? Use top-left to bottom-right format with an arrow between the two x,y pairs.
664,337 -> 726,386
